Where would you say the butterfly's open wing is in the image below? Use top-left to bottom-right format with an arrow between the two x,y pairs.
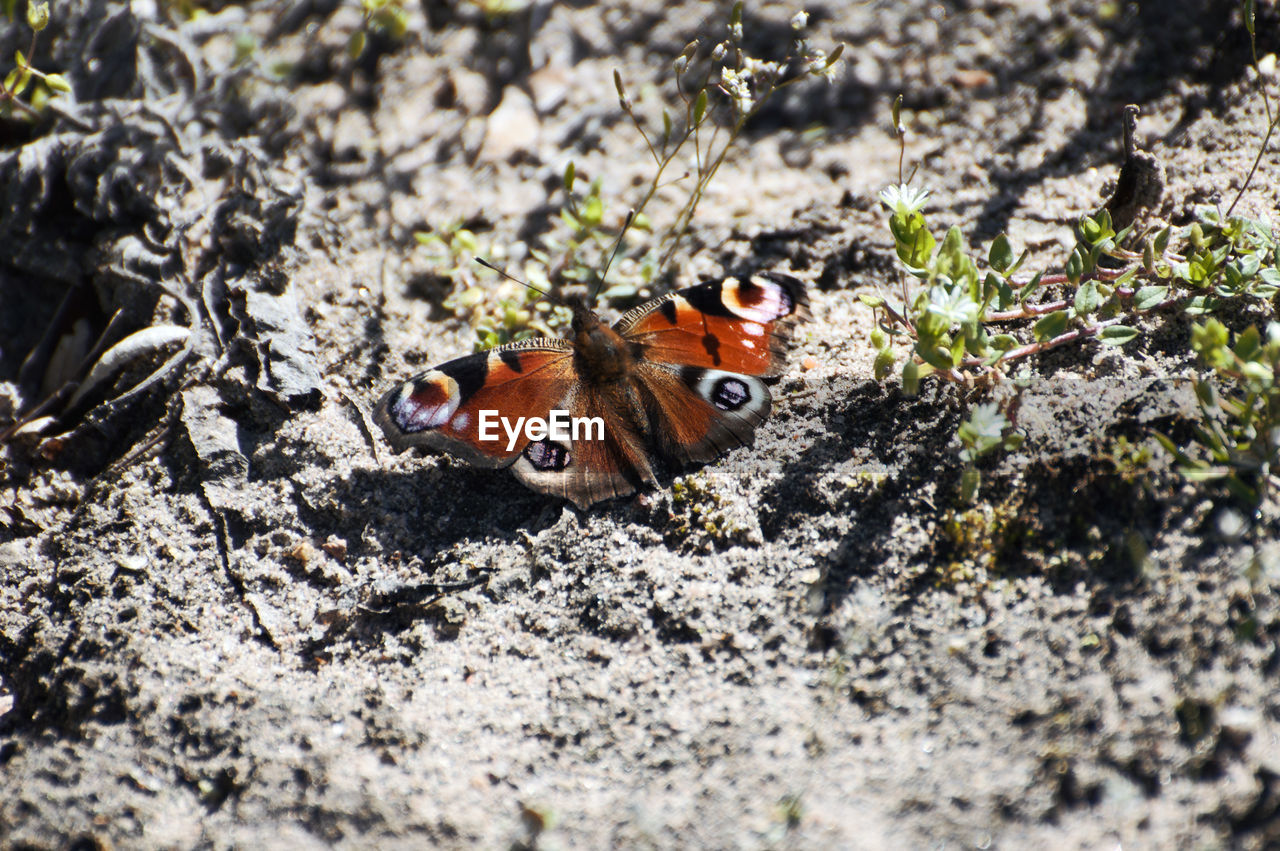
630,364 -> 773,466
509,385 -> 657,510
375,339 -> 577,468
616,272 -> 806,466
376,339 -> 655,509
615,272 -> 807,377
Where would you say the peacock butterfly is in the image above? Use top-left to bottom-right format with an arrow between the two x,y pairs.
375,270 -> 807,509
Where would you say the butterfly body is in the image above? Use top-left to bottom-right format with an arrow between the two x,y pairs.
376,272 -> 807,509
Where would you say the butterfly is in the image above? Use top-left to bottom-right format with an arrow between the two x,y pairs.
375,271 -> 808,509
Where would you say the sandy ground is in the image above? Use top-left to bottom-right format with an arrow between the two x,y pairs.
2,0 -> 1279,848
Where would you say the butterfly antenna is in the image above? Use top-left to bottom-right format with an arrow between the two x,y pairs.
473,257 -> 561,304
590,208 -> 635,304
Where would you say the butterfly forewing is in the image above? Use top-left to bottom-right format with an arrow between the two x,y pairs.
375,340 -> 576,467
615,272 -> 807,378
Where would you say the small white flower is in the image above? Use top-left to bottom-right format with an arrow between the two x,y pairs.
742,56 -> 781,81
720,66 -> 753,114
878,184 -> 931,215
926,283 -> 979,326
790,10 -> 808,30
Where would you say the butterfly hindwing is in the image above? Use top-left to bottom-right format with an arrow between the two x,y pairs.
375,339 -> 576,468
631,363 -> 772,466
615,271 -> 807,378
509,384 -> 657,510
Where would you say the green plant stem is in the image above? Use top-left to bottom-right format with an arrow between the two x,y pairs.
965,319 -> 1127,370
1226,0 -> 1276,218
0,84 -> 40,117
656,72 -> 809,271
0,23 -> 42,118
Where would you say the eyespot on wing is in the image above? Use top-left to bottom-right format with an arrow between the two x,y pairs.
384,370 -> 462,434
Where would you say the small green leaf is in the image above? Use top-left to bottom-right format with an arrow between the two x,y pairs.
1221,263 -> 1244,293
581,195 -> 603,227
1033,310 -> 1069,342
1153,226 -> 1171,255
981,271 -> 1001,304
858,293 -> 885,309
935,225 -> 974,289
1006,247 -> 1029,276
1073,279 -> 1101,316
1098,325 -> 1139,346
917,310 -> 948,340
1184,295 -> 1218,315
692,89 -> 708,125
26,86 -> 45,109
1193,380 -> 1220,412
988,234 -> 1013,273
1018,270 -> 1043,301
43,72 -> 71,93
12,66 -> 32,98
1134,286 -> 1168,310
562,160 -> 575,192
1065,247 -> 1084,286
1237,253 -> 1262,278
347,30 -> 366,59
873,347 -> 894,379
1190,318 -> 1229,356
1153,432 -> 1195,467
1094,208 -> 1114,236
959,466 -> 980,504
1080,214 -> 1103,244
1233,325 -> 1261,361
991,334 -> 1019,351
1240,360 -> 1272,382
919,341 -> 955,370
890,211 -> 936,270
452,229 -> 478,254
902,360 -> 919,396
996,276 -> 1015,310
1109,266 -> 1136,289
